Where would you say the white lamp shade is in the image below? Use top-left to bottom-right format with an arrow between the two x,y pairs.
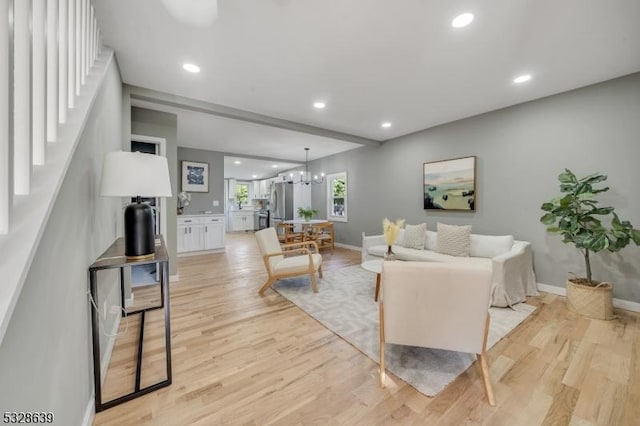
100,151 -> 173,197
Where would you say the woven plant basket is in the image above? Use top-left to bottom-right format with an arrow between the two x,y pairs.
566,279 -> 614,320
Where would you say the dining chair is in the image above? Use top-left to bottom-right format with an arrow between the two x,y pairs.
276,222 -> 303,245
379,261 -> 496,406
306,222 -> 334,254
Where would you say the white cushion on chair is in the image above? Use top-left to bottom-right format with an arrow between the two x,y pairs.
273,253 -> 322,275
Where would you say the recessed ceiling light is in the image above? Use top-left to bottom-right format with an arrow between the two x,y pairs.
513,74 -> 532,84
381,122 -> 392,128
313,101 -> 326,109
252,175 -> 258,178
234,160 -> 241,165
451,13 -> 474,28
183,63 -> 200,73
272,165 -> 278,168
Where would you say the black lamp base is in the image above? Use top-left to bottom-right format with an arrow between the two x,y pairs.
124,199 -> 155,260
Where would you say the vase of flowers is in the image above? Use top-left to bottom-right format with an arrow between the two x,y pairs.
382,218 -> 405,260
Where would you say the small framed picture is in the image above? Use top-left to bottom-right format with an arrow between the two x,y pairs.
182,161 -> 209,192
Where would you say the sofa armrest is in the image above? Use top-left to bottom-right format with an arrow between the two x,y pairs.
490,241 -> 538,306
362,232 -> 386,262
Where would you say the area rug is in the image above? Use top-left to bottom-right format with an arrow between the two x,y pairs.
272,264 -> 535,397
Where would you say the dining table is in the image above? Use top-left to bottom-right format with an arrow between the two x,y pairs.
283,219 -> 330,235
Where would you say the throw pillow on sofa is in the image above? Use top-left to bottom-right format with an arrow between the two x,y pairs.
437,223 -> 471,257
402,223 -> 427,250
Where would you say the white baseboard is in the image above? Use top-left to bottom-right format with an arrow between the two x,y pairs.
335,242 -> 361,251
536,283 -> 565,296
81,396 -> 95,426
537,282 -> 640,313
177,248 -> 224,258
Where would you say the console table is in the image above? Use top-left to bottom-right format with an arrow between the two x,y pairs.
89,236 -> 172,412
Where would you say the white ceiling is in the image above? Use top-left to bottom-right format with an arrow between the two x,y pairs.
223,156 -> 300,181
96,0 -> 640,156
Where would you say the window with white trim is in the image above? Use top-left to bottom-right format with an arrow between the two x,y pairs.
326,172 -> 347,222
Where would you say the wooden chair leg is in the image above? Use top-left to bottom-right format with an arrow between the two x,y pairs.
379,302 -> 386,387
477,352 -> 496,406
258,277 -> 276,296
477,312 -> 495,405
374,273 -> 381,301
309,271 -> 319,293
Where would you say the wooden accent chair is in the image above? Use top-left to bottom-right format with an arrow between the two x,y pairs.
255,227 -> 323,296
305,222 -> 335,254
379,261 -> 496,406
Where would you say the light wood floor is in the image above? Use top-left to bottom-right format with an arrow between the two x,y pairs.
94,232 -> 640,426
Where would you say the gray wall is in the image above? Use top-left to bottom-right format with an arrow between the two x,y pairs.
0,60 -> 123,423
131,107 -> 178,276
177,147 -> 225,215
311,72 -> 640,302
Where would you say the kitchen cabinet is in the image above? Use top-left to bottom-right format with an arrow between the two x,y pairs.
231,211 -> 255,231
250,179 -> 272,199
177,215 -> 226,254
252,181 -> 261,198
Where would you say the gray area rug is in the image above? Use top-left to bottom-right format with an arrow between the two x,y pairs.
272,264 -> 536,396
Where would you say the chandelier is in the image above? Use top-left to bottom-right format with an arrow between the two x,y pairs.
287,148 -> 325,185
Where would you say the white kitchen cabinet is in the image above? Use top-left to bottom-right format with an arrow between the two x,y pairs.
259,179 -> 269,198
177,215 -> 226,255
231,211 -> 254,231
252,180 -> 261,198
203,217 -> 225,249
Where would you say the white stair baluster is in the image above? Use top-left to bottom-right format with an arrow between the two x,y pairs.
46,0 -> 58,142
13,0 -> 31,195
32,0 -> 46,166
58,0 -> 67,123
0,0 -> 11,233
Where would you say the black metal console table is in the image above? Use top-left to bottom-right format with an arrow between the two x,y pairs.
89,236 -> 172,412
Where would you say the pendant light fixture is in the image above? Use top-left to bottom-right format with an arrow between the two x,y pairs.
287,148 -> 324,185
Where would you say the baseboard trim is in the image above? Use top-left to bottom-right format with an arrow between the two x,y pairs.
177,249 -> 225,258
335,242 -> 361,251
537,282 -> 640,313
81,395 -> 95,426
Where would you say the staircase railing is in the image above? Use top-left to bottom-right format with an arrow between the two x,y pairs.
0,0 -> 108,344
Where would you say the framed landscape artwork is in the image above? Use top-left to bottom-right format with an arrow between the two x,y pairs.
423,156 -> 476,211
182,161 -> 209,192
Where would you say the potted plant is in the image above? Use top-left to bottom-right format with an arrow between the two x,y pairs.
540,169 -> 640,319
297,207 -> 318,221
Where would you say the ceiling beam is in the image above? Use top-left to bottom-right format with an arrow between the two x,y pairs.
126,84 -> 381,147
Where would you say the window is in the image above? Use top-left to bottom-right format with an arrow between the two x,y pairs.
327,172 -> 347,222
236,183 -> 249,206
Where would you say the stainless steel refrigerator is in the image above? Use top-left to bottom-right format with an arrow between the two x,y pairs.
270,182 -> 293,222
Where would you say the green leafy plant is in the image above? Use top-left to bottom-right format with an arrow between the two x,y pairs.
297,207 -> 318,221
540,169 -> 640,285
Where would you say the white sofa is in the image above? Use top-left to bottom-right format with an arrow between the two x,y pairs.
362,229 -> 538,307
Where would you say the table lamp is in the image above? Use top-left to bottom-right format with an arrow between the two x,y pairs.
100,151 -> 172,259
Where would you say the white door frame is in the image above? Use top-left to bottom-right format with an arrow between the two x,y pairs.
131,134 -> 168,239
